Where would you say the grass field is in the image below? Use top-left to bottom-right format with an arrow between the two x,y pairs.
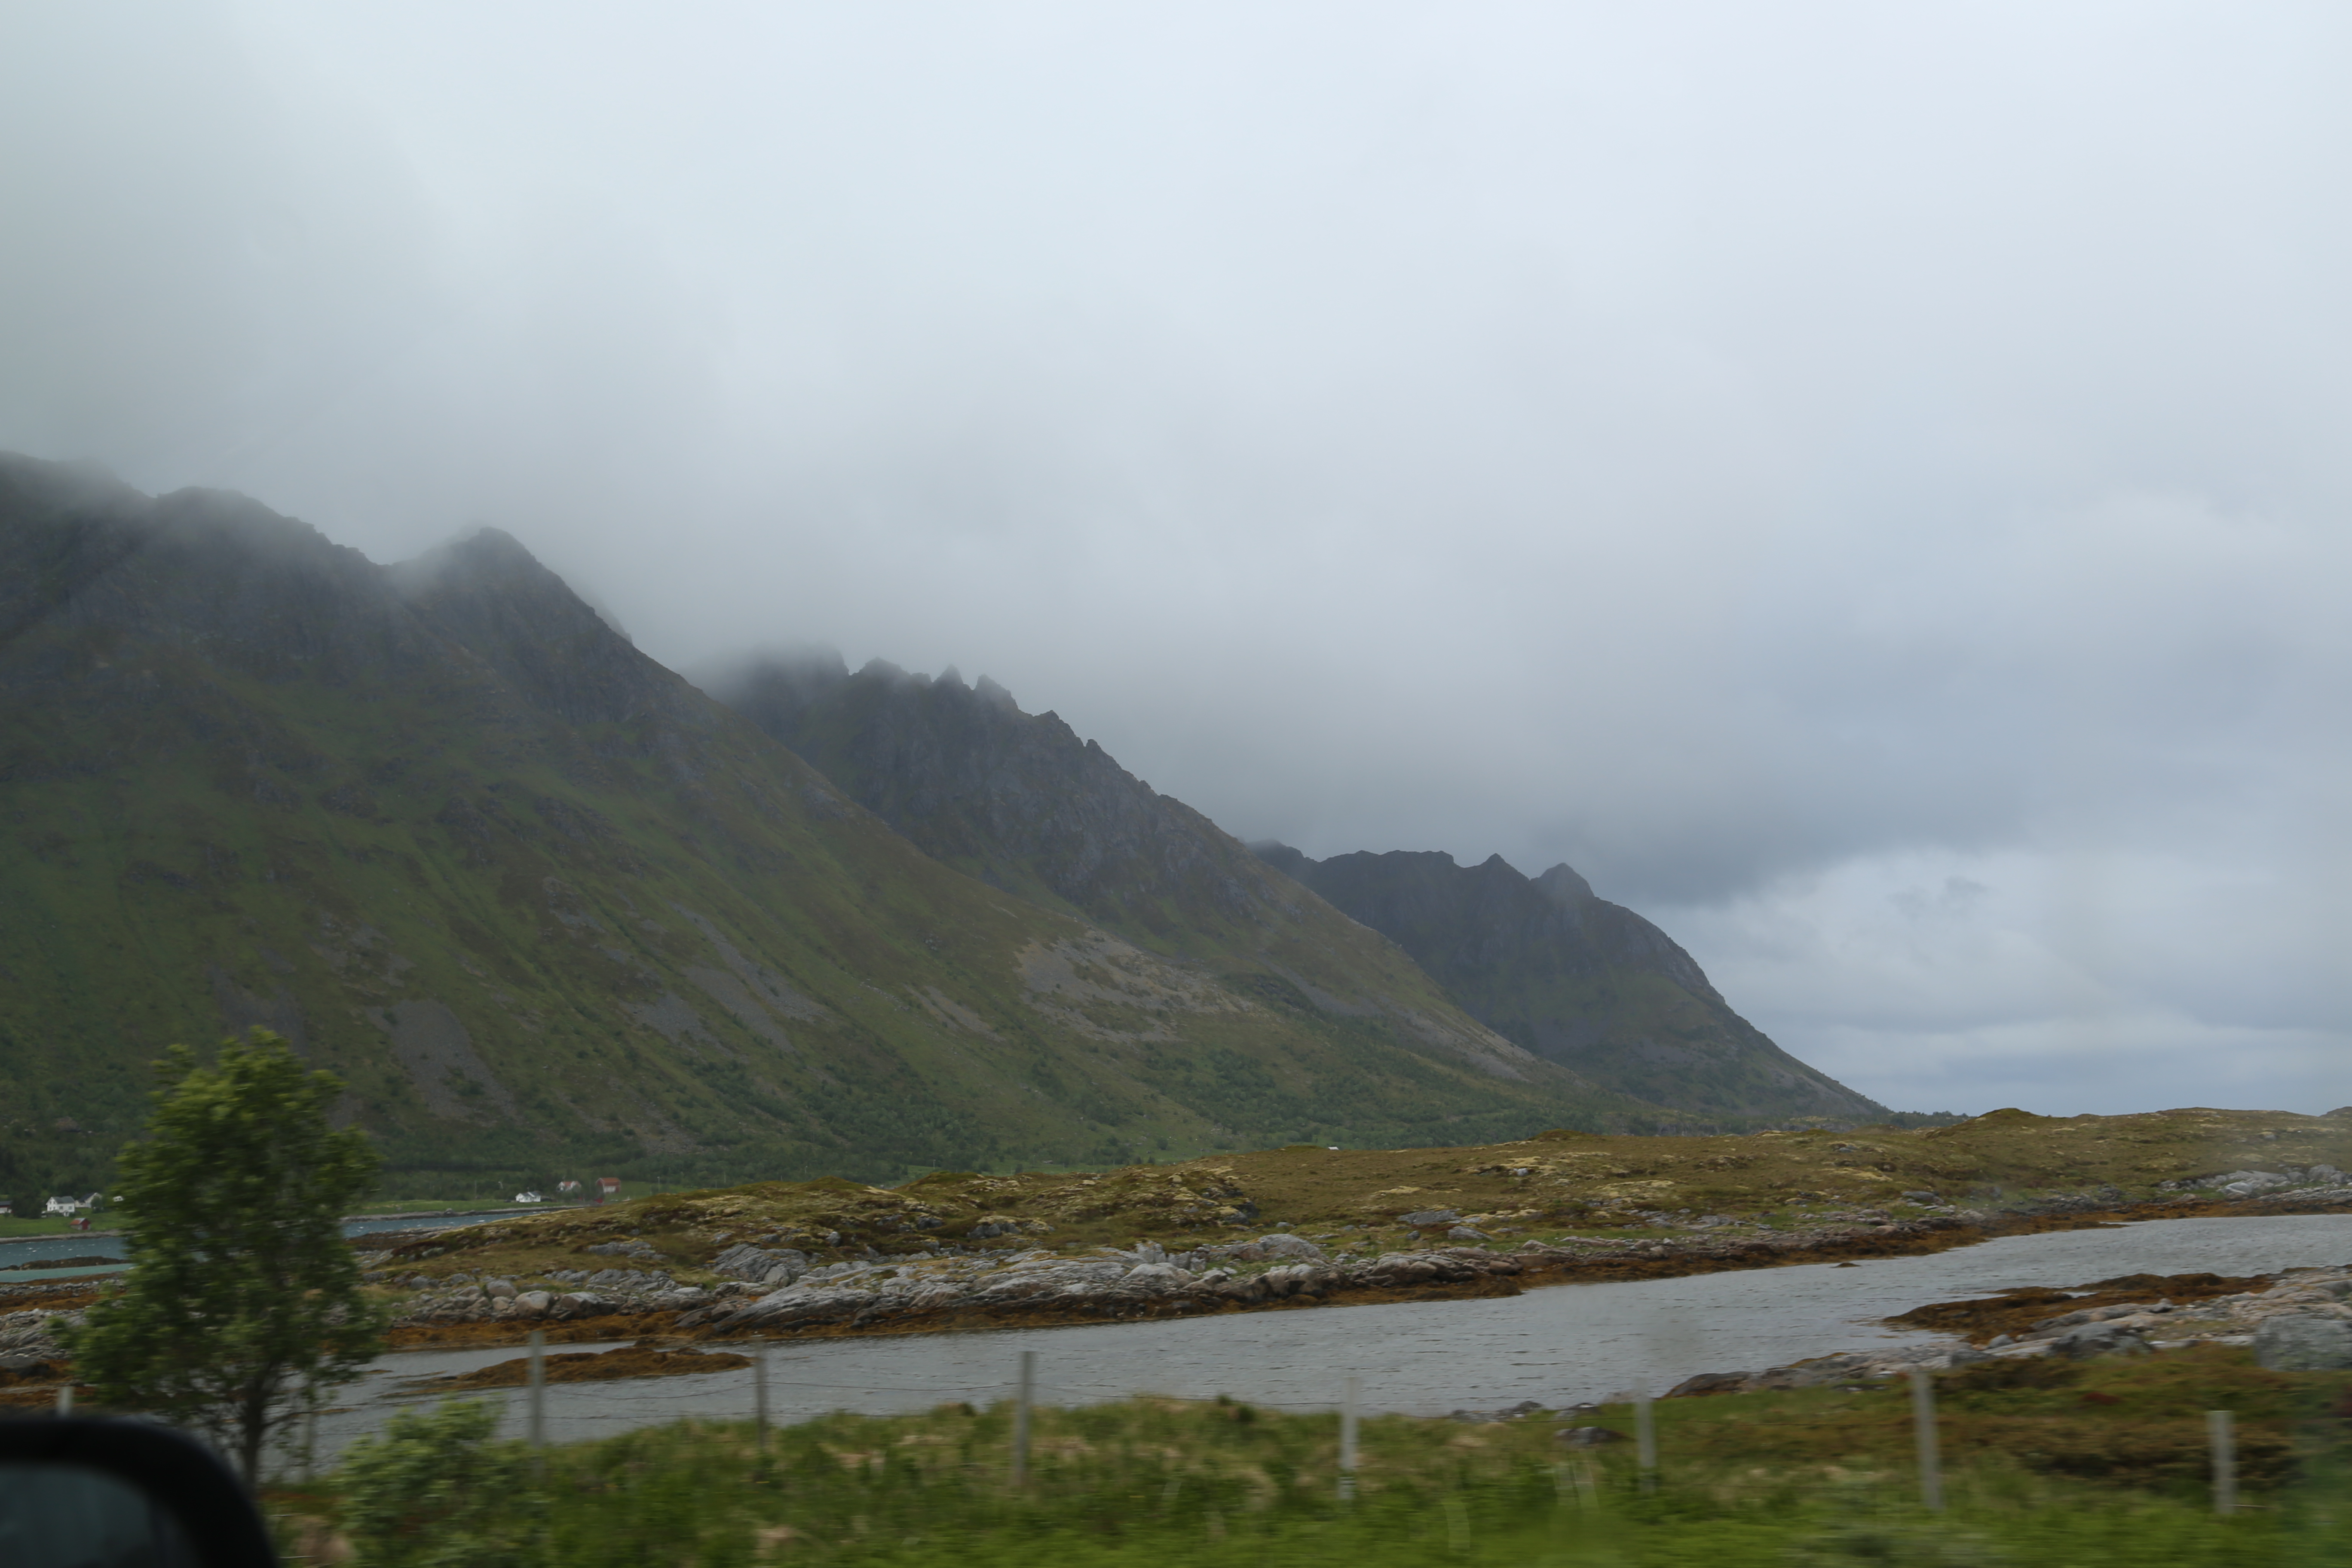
0,1214 -> 105,1239
279,1344 -> 2352,1566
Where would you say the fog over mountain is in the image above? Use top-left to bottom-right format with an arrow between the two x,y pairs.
3,3 -> 2348,1117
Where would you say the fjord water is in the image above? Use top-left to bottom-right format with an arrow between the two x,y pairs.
310,1213 -> 2351,1457
0,1210 -> 530,1278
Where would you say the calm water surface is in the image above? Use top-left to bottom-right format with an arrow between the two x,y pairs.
0,1209 -> 549,1278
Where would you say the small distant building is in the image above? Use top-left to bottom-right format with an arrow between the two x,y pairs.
44,1195 -> 88,1217
556,1179 -> 583,1195
595,1176 -> 622,1204
513,1190 -> 544,1204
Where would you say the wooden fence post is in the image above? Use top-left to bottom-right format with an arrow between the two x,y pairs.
527,1329 -> 545,1476
1011,1349 -> 1036,1485
1911,1369 -> 1943,1511
2208,1410 -> 2236,1516
1338,1375 -> 1360,1501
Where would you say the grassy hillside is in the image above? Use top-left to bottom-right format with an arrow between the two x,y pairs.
695,654 -> 1578,1096
0,456 -> 1663,1198
384,1104 -> 2352,1292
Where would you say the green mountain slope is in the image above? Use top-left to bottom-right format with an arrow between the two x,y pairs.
1251,845 -> 1886,1124
694,652 -> 1587,1091
0,456 -> 1658,1197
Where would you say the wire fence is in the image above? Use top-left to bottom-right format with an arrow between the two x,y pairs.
475,1338 -> 2251,1516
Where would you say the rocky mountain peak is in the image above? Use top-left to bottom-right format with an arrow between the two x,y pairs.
1535,863 -> 1596,906
1252,841 -> 1882,1124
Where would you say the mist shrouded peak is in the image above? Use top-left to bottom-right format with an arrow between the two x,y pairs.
1536,863 -> 1596,908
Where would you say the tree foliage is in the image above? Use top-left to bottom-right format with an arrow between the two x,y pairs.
65,1029 -> 387,1485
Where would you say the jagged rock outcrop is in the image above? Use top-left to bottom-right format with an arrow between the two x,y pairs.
695,652 -> 1281,938
1252,845 -> 1884,1124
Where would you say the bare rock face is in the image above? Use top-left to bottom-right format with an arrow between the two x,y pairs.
697,651 -> 1271,937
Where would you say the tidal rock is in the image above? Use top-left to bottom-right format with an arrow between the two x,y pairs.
2254,1314 -> 2352,1371
2047,1321 -> 2148,1360
1259,1263 -> 1336,1298
1119,1263 -> 1192,1295
712,1242 -> 811,1287
1223,1234 -> 1326,1264
720,1285 -> 879,1331
1666,1370 -> 1752,1398
1364,1251 -> 1476,1286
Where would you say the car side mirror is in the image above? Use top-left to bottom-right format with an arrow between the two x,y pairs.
0,1418 -> 277,1567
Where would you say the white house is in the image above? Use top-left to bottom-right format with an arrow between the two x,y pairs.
44,1193 -> 99,1216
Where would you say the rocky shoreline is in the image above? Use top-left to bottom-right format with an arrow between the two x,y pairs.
352,1184 -> 2352,1348
6,1184 -> 2348,1398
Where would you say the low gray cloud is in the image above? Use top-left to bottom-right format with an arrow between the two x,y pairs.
4,1 -> 2347,1113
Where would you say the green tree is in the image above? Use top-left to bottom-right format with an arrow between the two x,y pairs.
65,1030 -> 388,1485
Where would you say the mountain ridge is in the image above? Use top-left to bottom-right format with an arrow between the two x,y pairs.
0,455 -> 1663,1200
1250,843 -> 1885,1123
697,647 -> 1879,1128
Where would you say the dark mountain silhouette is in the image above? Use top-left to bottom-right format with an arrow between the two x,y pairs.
1251,845 -> 1885,1123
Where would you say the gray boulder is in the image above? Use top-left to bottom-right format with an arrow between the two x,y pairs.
1400,1209 -> 1462,1228
1119,1263 -> 1192,1295
1446,1225 -> 1490,1242
712,1242 -> 812,1287
2254,1314 -> 2352,1371
2048,1321 -> 2149,1360
1259,1263 -> 1338,1298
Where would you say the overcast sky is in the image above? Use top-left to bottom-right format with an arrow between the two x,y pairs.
6,2 -> 2348,1118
